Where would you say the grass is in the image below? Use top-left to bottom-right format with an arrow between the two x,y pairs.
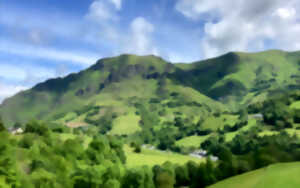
55,134 -> 203,167
55,133 -> 92,148
209,162 -> 300,188
285,129 -> 300,137
258,131 -> 279,137
110,113 -> 141,135
202,114 -> 239,131
225,118 -> 257,141
176,118 -> 258,147
176,135 -> 210,148
290,101 -> 300,109
124,145 -> 203,168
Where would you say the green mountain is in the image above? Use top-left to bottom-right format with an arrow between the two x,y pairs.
1,50 -> 300,131
174,50 -> 300,107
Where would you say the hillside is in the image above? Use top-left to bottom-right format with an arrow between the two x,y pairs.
0,54 -> 225,130
175,50 -> 300,107
209,162 -> 300,188
1,50 -> 300,131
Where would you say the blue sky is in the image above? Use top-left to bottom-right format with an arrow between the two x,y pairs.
1,0 -> 300,102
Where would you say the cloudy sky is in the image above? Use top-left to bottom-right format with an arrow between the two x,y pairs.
1,0 -> 300,102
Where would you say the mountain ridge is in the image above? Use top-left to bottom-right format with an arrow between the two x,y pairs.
1,49 -> 300,127
3,49 -> 299,103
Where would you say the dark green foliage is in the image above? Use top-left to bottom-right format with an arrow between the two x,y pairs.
24,120 -> 50,136
293,109 -> 300,123
156,128 -> 176,150
174,165 -> 190,186
122,166 -> 155,188
75,104 -> 95,116
130,141 -> 142,153
84,113 -> 115,134
34,73 -> 78,93
50,123 -> 71,133
137,103 -> 160,129
152,163 -> 175,188
262,100 -> 293,129
19,133 -> 36,148
0,116 -> 6,132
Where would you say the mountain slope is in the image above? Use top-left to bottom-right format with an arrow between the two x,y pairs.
1,50 -> 300,130
0,54 -> 225,128
174,50 -> 300,107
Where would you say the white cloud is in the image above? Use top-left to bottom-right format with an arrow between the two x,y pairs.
0,40 -> 99,66
84,0 -> 126,46
175,0 -> 222,20
86,0 -> 122,22
111,0 -> 122,10
122,17 -> 159,55
0,82 -> 28,103
175,0 -> 300,58
87,1 -> 117,21
275,8 -> 296,19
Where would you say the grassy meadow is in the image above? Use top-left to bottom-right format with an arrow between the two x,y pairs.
209,162 -> 300,188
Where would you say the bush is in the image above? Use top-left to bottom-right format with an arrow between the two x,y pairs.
131,142 -> 142,153
134,145 -> 142,153
24,120 -> 50,136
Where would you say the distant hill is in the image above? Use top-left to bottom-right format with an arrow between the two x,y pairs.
1,50 -> 300,130
209,162 -> 300,188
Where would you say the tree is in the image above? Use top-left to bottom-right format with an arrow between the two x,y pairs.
238,109 -> 248,124
0,117 -> 6,132
174,117 -> 184,129
262,101 -> 293,129
175,165 -> 190,187
130,141 -> 142,153
153,163 -> 175,188
155,171 -> 175,188
134,144 -> 142,153
24,120 -> 50,136
122,167 -> 155,188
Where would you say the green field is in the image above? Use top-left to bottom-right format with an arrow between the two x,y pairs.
290,101 -> 300,109
209,162 -> 300,188
202,114 -> 238,131
176,135 -> 210,148
124,145 -> 203,168
225,118 -> 257,141
109,113 -> 141,135
285,129 -> 300,137
56,134 -> 203,168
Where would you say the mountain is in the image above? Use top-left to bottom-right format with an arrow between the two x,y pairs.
174,50 -> 300,107
1,50 -> 300,130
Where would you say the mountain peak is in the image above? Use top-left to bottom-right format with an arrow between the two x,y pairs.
90,53 -> 170,72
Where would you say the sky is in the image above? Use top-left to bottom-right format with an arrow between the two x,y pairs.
1,0 -> 300,102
